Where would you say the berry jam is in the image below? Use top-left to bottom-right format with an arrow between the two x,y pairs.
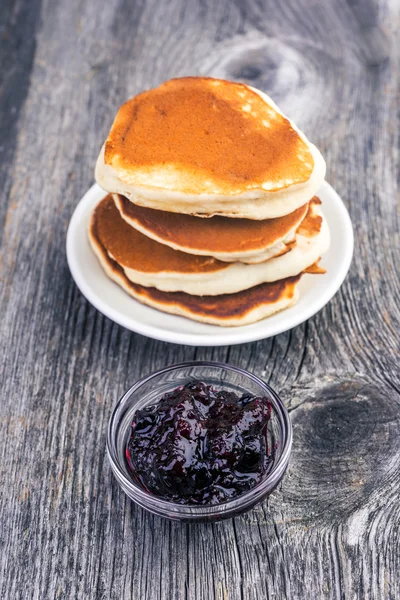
126,381 -> 273,505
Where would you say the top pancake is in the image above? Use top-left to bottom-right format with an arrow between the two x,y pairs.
104,77 -> 313,194
95,77 -> 326,219
113,193 -> 309,263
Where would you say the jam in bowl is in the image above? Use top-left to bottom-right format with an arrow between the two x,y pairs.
107,362 -> 292,521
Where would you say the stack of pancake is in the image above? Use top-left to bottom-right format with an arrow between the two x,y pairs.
90,77 -> 330,326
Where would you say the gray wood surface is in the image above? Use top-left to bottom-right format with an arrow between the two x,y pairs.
1,0 -> 399,598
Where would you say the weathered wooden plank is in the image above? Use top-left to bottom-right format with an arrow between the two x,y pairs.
0,0 -> 399,598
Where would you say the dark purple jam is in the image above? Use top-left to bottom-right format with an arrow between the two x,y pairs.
126,381 -> 273,505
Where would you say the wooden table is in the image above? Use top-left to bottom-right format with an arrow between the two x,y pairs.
1,0 -> 399,598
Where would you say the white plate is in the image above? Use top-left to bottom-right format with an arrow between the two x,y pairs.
66,182 -> 353,346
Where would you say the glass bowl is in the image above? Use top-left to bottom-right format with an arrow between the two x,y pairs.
107,361 -> 292,522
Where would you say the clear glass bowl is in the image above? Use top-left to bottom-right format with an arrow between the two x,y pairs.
107,361 -> 292,522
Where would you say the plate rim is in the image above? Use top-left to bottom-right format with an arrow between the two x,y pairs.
66,181 -> 354,346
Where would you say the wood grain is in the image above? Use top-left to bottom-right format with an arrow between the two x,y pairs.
0,0 -> 399,598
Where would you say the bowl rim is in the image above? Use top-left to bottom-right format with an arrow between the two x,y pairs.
106,360 -> 292,515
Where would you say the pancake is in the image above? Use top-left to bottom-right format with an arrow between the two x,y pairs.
90,195 -> 329,296
89,214 -> 302,326
93,195 -> 229,276
95,77 -> 326,219
113,193 -> 309,263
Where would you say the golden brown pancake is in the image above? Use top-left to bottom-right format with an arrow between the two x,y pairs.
104,77 -> 314,195
94,195 -> 228,274
90,195 -> 329,296
89,210 -> 303,326
113,193 -> 309,261
95,78 -> 326,219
